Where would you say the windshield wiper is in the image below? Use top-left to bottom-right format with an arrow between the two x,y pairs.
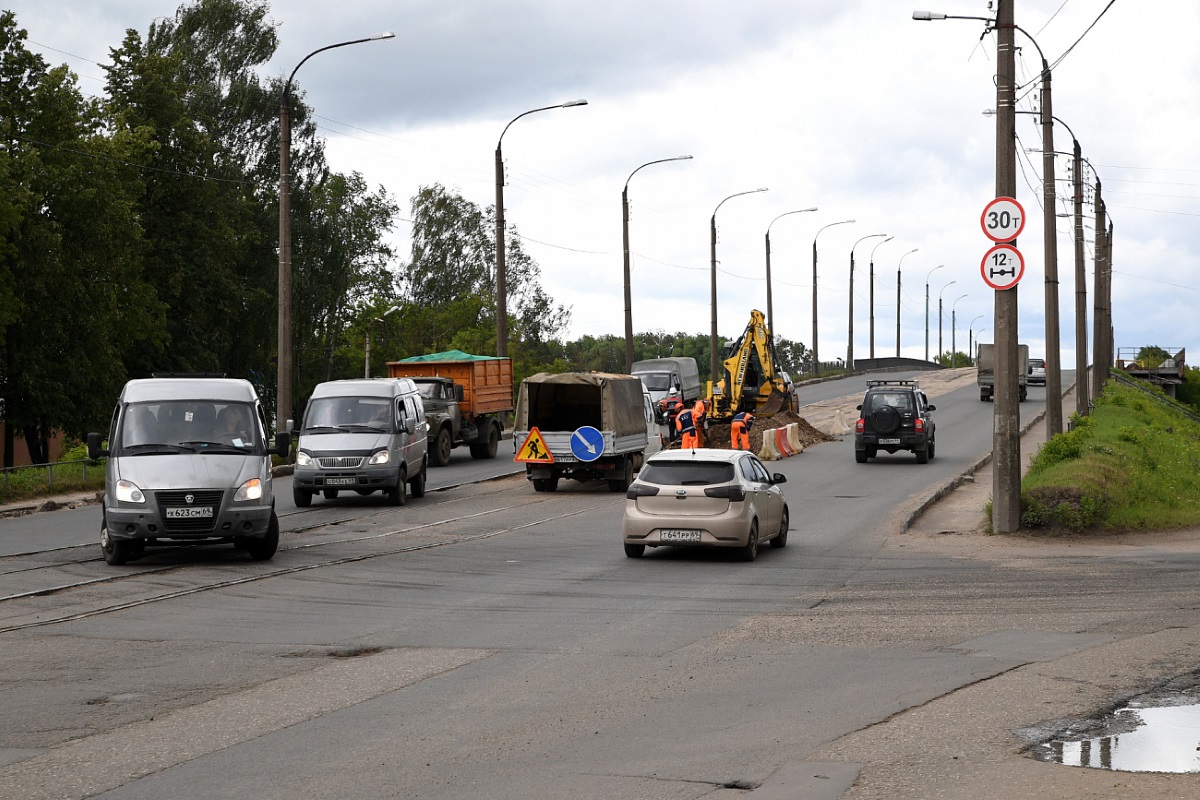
122,443 -> 193,454
178,440 -> 251,453
302,425 -> 350,433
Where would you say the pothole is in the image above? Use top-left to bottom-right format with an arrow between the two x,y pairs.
1028,692 -> 1200,773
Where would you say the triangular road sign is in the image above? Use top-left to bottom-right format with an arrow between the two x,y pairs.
514,426 -> 555,463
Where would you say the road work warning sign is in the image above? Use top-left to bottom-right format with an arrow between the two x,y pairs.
514,427 -> 554,463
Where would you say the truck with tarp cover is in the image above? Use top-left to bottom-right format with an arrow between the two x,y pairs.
513,371 -> 649,493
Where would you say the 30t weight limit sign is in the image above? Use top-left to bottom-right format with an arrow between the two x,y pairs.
981,196 -> 1025,242
981,244 -> 1024,290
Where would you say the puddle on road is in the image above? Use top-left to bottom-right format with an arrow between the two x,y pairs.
1029,695 -> 1200,773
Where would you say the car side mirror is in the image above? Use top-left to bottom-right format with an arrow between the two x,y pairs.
273,432 -> 291,458
927,404 -> 936,411
405,416 -> 416,436
86,432 -> 109,460
286,418 -> 298,436
772,473 -> 787,484
856,404 -> 863,411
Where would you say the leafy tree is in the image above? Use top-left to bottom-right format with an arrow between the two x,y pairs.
0,12 -> 153,464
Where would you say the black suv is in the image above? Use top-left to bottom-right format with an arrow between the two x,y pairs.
854,380 -> 936,464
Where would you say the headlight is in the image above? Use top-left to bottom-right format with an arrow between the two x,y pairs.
368,449 -> 390,465
295,450 -> 313,467
115,480 -> 145,504
234,478 -> 263,502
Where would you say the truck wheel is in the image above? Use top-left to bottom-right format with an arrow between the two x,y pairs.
431,428 -> 453,467
409,462 -> 427,498
533,476 -> 559,492
470,423 -> 500,460
293,486 -> 312,507
388,468 -> 408,506
607,458 -> 634,492
100,522 -> 133,566
323,489 -> 338,500
246,513 -> 279,561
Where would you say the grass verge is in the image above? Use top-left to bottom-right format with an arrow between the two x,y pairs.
1021,377 -> 1200,533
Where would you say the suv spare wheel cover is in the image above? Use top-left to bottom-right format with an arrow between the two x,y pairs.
873,405 -> 901,434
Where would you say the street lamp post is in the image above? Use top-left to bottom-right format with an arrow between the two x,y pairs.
710,188 -> 769,388
972,326 -> 989,364
924,264 -> 944,362
969,314 -> 985,363
811,219 -> 854,375
895,248 -> 918,357
868,235 -> 894,359
278,31 -> 395,433
950,293 -> 968,367
849,233 -> 888,370
937,280 -> 957,365
622,155 -> 693,372
364,305 -> 401,378
764,207 -> 818,341
495,100 -> 588,360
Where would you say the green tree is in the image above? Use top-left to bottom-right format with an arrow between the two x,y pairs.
0,11 -> 153,464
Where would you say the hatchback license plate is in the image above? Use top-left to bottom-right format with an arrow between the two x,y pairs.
878,438 -> 901,445
325,477 -> 356,486
660,529 -> 701,543
165,506 -> 213,519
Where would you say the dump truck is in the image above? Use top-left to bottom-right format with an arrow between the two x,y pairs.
631,357 -> 702,407
513,371 -> 649,493
387,350 -> 513,466
976,343 -> 1029,402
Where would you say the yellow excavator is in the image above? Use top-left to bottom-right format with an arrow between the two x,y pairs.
707,309 -> 792,421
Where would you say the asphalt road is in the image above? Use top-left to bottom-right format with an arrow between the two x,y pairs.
3,373 -> 1199,799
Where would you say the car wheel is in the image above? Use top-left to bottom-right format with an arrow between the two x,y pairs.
387,468 -> 408,506
607,458 -> 633,492
470,424 -> 500,460
246,512 -> 279,561
409,464 -> 427,498
323,489 -> 338,500
624,543 -> 645,558
431,428 -> 453,467
771,506 -> 789,548
916,447 -> 929,464
100,522 -> 133,566
292,486 -> 312,507
928,438 -> 936,459
738,520 -> 759,562
855,449 -> 867,464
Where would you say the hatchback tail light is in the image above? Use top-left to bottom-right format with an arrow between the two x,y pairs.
626,483 -> 659,499
855,418 -> 864,433
704,485 -> 746,502
914,418 -> 925,433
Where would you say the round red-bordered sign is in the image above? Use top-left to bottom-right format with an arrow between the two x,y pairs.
980,244 -> 1024,290
980,197 -> 1026,243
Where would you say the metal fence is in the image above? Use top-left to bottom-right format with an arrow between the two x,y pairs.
1,458 -> 98,493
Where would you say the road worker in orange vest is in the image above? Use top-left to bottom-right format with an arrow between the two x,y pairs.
731,411 -> 754,451
659,389 -> 684,442
692,398 -> 708,446
676,407 -> 698,449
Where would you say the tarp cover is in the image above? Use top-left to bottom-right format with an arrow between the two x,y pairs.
515,372 -> 645,438
396,350 -> 500,362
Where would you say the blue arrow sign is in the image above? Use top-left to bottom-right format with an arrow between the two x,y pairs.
570,426 -> 605,462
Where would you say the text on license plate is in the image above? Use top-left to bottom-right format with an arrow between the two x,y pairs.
878,438 -> 901,445
325,477 -> 356,486
165,506 -> 213,519
660,529 -> 702,543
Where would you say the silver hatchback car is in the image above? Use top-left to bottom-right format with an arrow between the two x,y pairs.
622,448 -> 789,561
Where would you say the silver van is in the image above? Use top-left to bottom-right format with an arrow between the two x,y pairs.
86,377 -> 291,565
292,378 -> 429,507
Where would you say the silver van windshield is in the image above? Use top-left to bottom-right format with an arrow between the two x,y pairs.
120,401 -> 260,453
303,397 -> 392,433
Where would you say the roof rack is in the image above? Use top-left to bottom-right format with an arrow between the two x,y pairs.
865,379 -> 919,388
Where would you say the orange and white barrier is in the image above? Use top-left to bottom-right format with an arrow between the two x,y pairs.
786,423 -> 804,454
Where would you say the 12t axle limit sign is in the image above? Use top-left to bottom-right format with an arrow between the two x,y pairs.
981,244 -> 1024,290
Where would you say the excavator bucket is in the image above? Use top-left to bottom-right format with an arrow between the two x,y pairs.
757,389 -> 790,416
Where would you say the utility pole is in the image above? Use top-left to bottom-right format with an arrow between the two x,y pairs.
1038,59 -> 1063,438
992,0 -> 1021,534
1092,189 -> 1107,403
1072,138 -> 1089,417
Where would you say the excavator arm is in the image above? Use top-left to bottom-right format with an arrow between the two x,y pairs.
710,310 -> 791,419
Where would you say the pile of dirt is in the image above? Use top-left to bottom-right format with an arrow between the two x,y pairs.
687,410 -> 837,452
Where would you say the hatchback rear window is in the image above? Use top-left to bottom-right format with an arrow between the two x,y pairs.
640,461 -> 734,486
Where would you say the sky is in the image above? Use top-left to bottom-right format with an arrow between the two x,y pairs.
7,0 -> 1199,368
